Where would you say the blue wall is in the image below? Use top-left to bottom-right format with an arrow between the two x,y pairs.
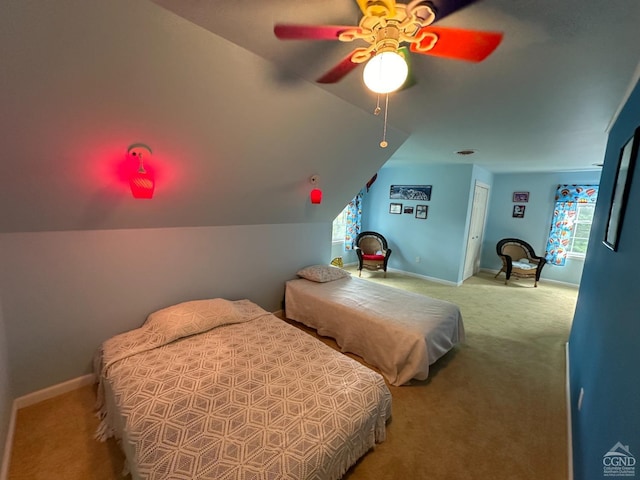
481,170 -> 602,285
569,80 -> 640,478
362,163 -> 486,284
361,161 -> 600,286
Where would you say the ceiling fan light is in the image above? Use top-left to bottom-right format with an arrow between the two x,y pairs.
363,51 -> 408,94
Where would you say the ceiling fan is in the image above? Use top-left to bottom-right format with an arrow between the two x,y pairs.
274,0 -> 503,92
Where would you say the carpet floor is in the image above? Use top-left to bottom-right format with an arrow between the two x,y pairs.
7,269 -> 578,479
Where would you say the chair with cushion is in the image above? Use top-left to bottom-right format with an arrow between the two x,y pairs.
355,231 -> 392,277
495,238 -> 547,287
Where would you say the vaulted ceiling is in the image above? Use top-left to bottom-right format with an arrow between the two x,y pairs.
153,0 -> 640,172
1,0 -> 639,233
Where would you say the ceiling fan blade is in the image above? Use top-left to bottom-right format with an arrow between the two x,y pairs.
317,48 -> 368,83
427,0 -> 480,22
410,26 -> 503,62
356,0 -> 397,17
274,24 -> 356,40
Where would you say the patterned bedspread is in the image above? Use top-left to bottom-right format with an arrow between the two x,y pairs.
95,299 -> 392,480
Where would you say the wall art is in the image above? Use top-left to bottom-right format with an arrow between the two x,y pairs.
390,185 -> 432,201
513,205 -> 526,218
604,126 -> 640,251
513,191 -> 529,202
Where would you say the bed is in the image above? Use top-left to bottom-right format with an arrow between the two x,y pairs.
285,265 -> 465,386
95,298 -> 392,480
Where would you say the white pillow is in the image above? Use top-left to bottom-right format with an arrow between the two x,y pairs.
512,261 -> 537,270
296,264 -> 351,283
144,298 -> 242,342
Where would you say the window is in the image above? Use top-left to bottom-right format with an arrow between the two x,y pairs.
546,184 -> 598,266
332,193 -> 363,249
567,203 -> 595,256
332,205 -> 349,244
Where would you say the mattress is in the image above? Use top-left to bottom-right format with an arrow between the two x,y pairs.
95,299 -> 392,480
285,276 -> 465,386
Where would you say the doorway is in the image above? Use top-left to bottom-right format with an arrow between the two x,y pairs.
463,181 -> 490,280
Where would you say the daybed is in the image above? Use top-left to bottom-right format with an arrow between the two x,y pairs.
285,265 -> 465,386
95,298 -> 391,480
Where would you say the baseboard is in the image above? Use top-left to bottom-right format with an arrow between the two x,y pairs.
566,342 -> 574,480
387,268 -> 461,286
0,403 -> 17,480
479,268 -> 579,288
1,374 -> 95,479
13,374 -> 94,410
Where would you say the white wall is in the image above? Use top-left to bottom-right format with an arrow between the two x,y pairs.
0,223 -> 330,397
481,170 -> 602,285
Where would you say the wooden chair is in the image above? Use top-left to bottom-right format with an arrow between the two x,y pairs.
355,231 -> 392,277
495,238 -> 547,287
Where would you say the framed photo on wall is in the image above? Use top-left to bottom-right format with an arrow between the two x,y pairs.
390,185 -> 432,201
403,206 -> 414,214
603,126 -> 640,251
513,191 -> 529,202
389,203 -> 402,214
415,204 -> 428,219
513,205 -> 526,218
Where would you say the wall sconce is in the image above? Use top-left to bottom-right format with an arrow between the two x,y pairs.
128,143 -> 155,199
310,175 -> 322,204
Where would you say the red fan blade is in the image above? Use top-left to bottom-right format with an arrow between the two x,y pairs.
410,27 -> 503,62
274,24 -> 356,40
316,49 -> 368,83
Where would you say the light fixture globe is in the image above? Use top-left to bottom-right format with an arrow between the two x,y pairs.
363,51 -> 408,94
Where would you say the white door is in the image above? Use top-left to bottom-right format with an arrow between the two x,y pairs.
463,182 -> 490,280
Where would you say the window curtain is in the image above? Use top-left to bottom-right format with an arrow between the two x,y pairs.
545,184 -> 598,266
344,191 -> 363,250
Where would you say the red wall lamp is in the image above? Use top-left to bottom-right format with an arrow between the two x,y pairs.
310,175 -> 322,204
128,143 -> 155,199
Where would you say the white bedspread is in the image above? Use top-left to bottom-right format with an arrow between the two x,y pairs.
285,277 -> 465,386
96,301 -> 391,480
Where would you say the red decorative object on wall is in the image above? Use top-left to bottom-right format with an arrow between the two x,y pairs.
128,144 -> 155,199
309,174 -> 322,204
310,188 -> 322,204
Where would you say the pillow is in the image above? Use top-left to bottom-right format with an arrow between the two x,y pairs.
512,261 -> 537,270
296,264 -> 351,283
144,298 -> 243,342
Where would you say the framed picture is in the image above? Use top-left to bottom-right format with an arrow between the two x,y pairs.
390,185 -> 432,201
389,203 -> 402,214
513,191 -> 529,202
603,126 -> 640,251
415,204 -> 428,219
513,205 -> 526,218
403,206 -> 414,214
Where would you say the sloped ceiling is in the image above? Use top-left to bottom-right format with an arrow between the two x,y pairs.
1,0 -> 639,233
153,0 -> 640,173
0,0 -> 406,233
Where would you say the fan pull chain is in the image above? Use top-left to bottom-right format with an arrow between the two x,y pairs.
374,94 -> 381,115
380,93 -> 389,148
